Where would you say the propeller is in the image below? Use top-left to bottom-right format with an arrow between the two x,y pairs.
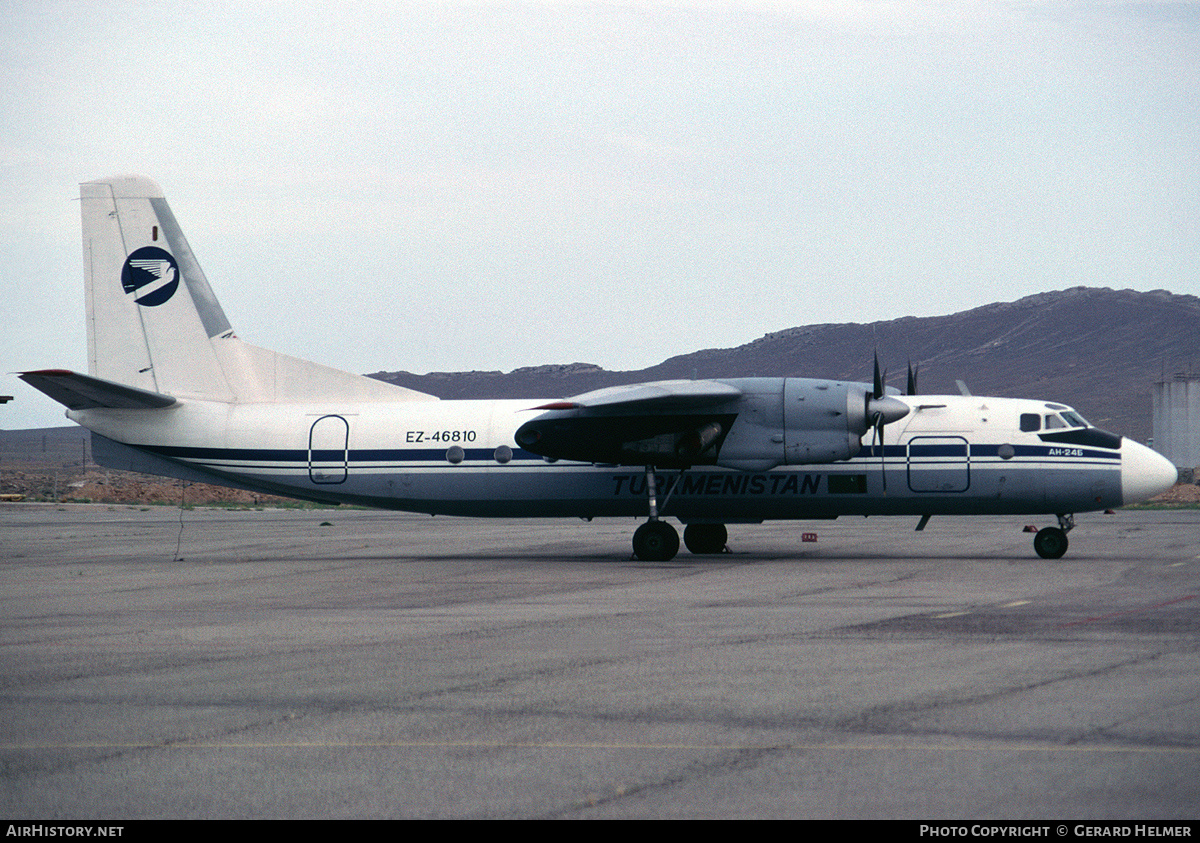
906,361 -> 918,396
865,352 -> 910,494
866,351 -> 908,425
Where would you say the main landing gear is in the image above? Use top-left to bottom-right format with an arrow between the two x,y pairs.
631,466 -> 729,561
1033,513 -> 1074,559
631,465 -> 679,561
683,523 -> 728,555
632,521 -> 729,561
632,520 -> 679,561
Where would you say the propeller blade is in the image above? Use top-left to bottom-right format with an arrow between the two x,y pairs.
873,352 -> 883,400
906,361 -> 918,396
880,427 -> 887,492
872,413 -> 888,494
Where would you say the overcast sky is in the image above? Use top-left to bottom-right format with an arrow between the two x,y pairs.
3,0 -> 1198,429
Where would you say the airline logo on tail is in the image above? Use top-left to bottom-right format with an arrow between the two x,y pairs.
121,247 -> 179,306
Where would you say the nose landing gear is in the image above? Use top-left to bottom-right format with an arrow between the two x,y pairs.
1034,513 -> 1074,559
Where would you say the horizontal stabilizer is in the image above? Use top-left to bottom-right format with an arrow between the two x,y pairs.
19,369 -> 176,410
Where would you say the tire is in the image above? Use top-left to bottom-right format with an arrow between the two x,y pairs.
1034,526 -> 1069,559
683,523 -> 727,555
633,521 -> 680,562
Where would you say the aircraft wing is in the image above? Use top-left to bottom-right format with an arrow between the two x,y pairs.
19,369 -> 177,410
516,380 -> 742,467
532,379 -> 742,412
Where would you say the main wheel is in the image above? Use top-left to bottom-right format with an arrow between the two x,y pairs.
1034,526 -> 1069,559
632,521 -> 680,561
683,523 -> 727,555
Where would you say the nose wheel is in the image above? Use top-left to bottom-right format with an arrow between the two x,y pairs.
1033,527 -> 1068,559
1033,514 -> 1074,559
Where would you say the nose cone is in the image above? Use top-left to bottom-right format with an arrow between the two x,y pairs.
1121,439 -> 1178,505
868,395 -> 910,426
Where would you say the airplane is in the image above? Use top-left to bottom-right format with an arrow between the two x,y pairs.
19,176 -> 1179,561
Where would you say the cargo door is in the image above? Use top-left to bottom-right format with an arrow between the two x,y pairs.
906,435 -> 970,493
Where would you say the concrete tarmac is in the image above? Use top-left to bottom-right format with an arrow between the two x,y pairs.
1,503 -> 1198,819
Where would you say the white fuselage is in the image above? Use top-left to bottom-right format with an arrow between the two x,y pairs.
72,390 -> 1162,522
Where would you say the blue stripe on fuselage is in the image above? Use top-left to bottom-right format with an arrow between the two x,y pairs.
134,441 -> 1122,469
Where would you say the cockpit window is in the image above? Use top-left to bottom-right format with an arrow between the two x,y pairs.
1044,414 -> 1067,429
1060,410 -> 1089,428
1020,413 -> 1040,432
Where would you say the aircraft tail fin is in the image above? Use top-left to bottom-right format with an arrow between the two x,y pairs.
79,176 -> 433,404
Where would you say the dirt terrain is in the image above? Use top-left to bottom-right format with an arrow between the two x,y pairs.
1151,481 -> 1200,504
0,468 -> 301,507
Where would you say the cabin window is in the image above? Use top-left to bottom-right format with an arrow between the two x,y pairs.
1044,414 -> 1067,429
1020,413 -> 1040,432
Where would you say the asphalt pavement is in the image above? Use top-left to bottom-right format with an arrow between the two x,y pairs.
1,504 -> 1197,819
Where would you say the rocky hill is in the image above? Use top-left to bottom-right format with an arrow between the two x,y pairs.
370,286 -> 1200,444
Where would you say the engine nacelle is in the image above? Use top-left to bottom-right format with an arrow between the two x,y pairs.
715,377 -> 899,471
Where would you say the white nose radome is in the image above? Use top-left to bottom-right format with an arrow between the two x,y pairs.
1121,439 -> 1178,505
